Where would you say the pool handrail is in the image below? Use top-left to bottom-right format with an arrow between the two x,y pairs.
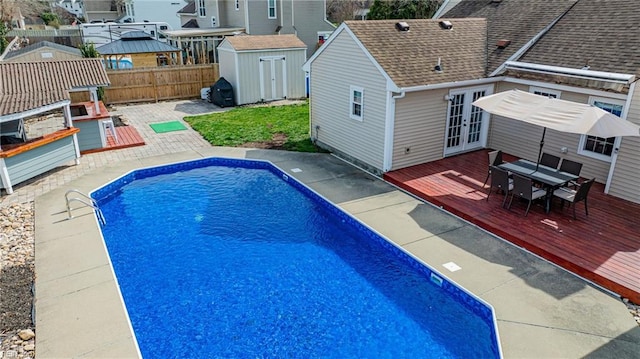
65,189 -> 106,225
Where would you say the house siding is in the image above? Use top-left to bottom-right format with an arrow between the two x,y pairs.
75,121 -> 104,152
391,89 -> 450,170
218,0 -> 245,27
247,1 -> 280,36
2,137 -> 76,189
487,82 -> 612,184
310,29 -> 387,172
607,87 -> 640,204
224,48 -> 306,105
290,0 -> 334,58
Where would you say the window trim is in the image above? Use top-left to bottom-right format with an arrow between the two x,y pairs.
267,0 -> 277,19
349,86 -> 364,121
577,96 -> 625,162
198,0 -> 206,17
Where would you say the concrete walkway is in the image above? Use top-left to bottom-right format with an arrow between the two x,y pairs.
3,100 -> 639,358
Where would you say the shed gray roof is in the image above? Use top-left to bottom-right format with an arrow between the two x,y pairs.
444,0 -> 578,74
96,33 -> 181,55
0,59 -> 110,117
224,35 -> 306,51
519,0 -> 640,76
344,19 -> 487,88
3,40 -> 82,60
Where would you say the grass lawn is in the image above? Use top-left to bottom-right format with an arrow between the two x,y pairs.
184,101 -> 323,152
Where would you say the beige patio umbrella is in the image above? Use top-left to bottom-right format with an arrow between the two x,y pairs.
472,89 -> 640,169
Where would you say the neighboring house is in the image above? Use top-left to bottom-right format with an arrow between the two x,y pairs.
218,34 -> 307,105
174,0 -> 335,59
96,31 -> 182,68
305,0 -> 640,205
0,59 -> 110,194
51,0 -> 84,17
1,41 -> 82,62
81,0 -> 119,23
304,19 -> 489,174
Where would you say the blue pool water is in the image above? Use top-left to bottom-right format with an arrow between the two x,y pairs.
93,158 -> 501,358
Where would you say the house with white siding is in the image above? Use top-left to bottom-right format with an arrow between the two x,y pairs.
305,0 -> 640,205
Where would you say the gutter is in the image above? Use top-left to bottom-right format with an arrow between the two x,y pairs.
504,61 -> 635,84
392,76 -> 503,93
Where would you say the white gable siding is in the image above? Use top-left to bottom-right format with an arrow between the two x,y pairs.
607,87 -> 640,204
310,30 -> 387,172
487,82 -> 611,183
391,89 -> 449,170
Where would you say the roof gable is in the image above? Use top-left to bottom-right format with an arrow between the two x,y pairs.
519,0 -> 640,76
342,19 -> 488,88
444,0 -> 578,74
3,40 -> 82,60
223,34 -> 306,51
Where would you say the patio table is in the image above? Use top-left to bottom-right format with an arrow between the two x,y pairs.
498,159 -> 579,214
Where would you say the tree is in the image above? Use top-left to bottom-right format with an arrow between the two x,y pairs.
367,0 -> 441,20
327,0 -> 369,24
79,42 -> 104,99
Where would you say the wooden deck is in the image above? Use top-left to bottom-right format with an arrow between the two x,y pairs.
384,149 -> 640,303
80,125 -> 145,155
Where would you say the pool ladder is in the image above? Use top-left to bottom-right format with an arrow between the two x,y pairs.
65,189 -> 106,225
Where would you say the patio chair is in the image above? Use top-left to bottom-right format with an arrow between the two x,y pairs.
540,152 -> 561,169
559,158 -> 583,188
552,178 -> 595,219
482,150 -> 504,187
486,166 -> 513,208
507,174 -> 546,216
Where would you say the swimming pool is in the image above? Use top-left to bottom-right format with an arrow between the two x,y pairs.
93,157 -> 502,358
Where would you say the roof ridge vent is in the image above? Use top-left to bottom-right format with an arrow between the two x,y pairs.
395,21 -> 410,32
439,20 -> 453,30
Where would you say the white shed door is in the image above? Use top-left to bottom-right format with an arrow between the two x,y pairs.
259,56 -> 286,101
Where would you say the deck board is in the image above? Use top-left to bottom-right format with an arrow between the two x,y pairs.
81,125 -> 145,154
385,149 -> 640,303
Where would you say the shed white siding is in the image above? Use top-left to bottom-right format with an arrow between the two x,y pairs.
607,86 -> 640,204
219,42 -> 306,105
392,89 -> 450,170
310,29 -> 387,172
487,82 -> 612,184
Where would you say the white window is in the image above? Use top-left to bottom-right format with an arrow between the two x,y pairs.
235,0 -> 240,11
350,86 -> 364,121
530,86 -> 560,98
578,97 -> 625,161
198,0 -> 206,17
268,0 -> 277,19
211,16 -> 217,27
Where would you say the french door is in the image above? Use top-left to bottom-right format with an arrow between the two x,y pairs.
444,86 -> 492,156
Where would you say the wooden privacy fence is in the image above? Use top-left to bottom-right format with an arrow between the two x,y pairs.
71,64 -> 219,105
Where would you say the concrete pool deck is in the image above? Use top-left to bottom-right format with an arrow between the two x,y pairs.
4,100 -> 638,358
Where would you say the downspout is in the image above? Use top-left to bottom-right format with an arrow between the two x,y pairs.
605,79 -> 638,194
383,89 -> 405,172
244,0 -> 250,34
279,0 -> 283,33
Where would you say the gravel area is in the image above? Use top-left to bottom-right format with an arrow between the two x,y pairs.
1,202 -> 36,359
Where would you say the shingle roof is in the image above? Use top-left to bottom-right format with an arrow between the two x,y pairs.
177,1 -> 196,14
344,19 -> 487,88
96,34 -> 181,55
444,0 -> 578,74
224,35 -> 306,51
519,0 -> 640,76
3,40 -> 82,60
0,59 -> 111,118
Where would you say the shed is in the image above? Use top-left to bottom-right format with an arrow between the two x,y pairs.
218,35 -> 307,105
1,40 -> 82,62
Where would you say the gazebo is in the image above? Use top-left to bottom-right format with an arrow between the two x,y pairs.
96,31 -> 182,69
